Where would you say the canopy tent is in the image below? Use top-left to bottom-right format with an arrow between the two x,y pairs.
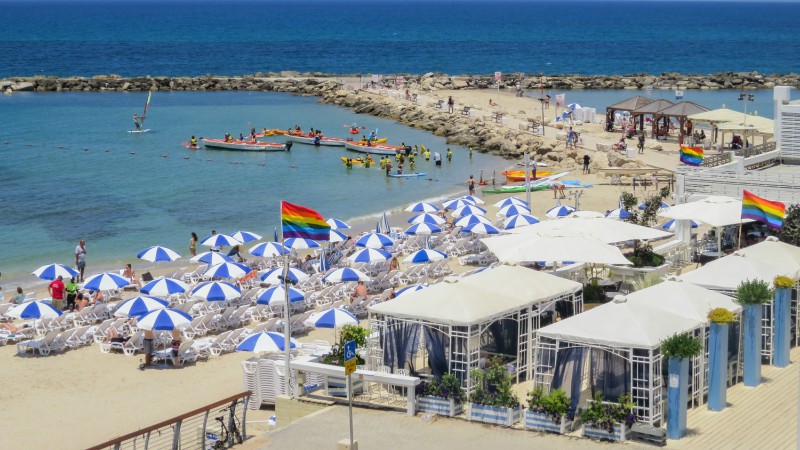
735,237 -> 800,275
653,101 -> 709,144
630,99 -> 675,133
659,195 -> 750,228
605,96 -> 654,132
535,281 -> 741,426
687,108 -> 744,125
368,265 -> 582,391
482,234 -> 633,266
505,215 -> 672,244
686,108 -> 773,147
677,253 -> 792,293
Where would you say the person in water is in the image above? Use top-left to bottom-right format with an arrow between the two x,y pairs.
133,114 -> 141,131
446,148 -> 453,162
189,136 -> 197,147
345,158 -> 353,169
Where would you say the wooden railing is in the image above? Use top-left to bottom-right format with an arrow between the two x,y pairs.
700,152 -> 732,167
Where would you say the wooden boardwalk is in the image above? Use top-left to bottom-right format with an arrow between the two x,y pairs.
671,347 -> 799,449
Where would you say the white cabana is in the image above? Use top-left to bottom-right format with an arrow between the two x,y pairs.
659,195 -> 749,228
506,216 -> 672,244
482,234 -> 633,266
735,237 -> 800,276
368,265 -> 582,391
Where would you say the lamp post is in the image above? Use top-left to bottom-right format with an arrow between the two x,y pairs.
538,97 -> 546,136
739,92 -> 754,147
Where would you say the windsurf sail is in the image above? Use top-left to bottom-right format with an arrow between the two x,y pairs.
141,91 -> 152,126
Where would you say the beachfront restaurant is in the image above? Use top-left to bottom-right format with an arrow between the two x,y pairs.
368,265 -> 582,392
533,281 -> 740,426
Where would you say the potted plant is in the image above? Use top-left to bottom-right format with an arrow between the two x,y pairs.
773,275 -> 794,367
320,324 -> 368,397
707,308 -> 735,412
580,392 -> 636,442
735,279 -> 773,387
416,373 -> 466,416
660,332 -> 703,439
525,387 -> 572,434
467,365 -> 523,426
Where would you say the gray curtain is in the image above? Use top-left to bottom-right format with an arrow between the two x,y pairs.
555,299 -> 575,319
551,347 -> 587,417
381,319 -> 419,370
486,319 -> 518,357
423,327 -> 448,378
590,349 -> 630,402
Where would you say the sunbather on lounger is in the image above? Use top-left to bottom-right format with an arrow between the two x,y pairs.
1,323 -> 30,333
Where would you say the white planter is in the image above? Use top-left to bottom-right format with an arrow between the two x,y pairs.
610,264 -> 671,279
524,410 -> 572,434
417,396 -> 463,417
468,403 -> 522,427
325,375 -> 364,398
582,423 -> 627,442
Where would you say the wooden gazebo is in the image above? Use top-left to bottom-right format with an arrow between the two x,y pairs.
653,101 -> 709,144
632,99 -> 675,136
605,96 -> 654,131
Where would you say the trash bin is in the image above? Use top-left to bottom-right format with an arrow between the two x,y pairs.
626,147 -> 635,158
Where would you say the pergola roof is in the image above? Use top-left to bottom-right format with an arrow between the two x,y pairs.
632,99 -> 675,115
687,108 -> 744,124
654,101 -> 709,118
607,96 -> 654,113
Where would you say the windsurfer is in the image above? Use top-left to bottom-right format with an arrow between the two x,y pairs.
133,114 -> 141,131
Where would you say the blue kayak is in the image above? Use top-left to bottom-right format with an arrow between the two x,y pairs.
388,172 -> 427,178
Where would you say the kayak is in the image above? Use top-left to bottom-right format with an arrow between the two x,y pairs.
502,170 -> 552,182
388,172 -> 427,178
344,140 -> 403,156
201,138 -> 286,152
356,138 -> 388,144
482,185 -> 550,194
287,135 -> 347,146
341,157 -> 374,166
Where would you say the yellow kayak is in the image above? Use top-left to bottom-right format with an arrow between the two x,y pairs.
358,137 -> 387,144
341,156 -> 374,167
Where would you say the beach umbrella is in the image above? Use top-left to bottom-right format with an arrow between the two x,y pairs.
503,214 -> 541,230
283,237 -> 320,249
442,198 -> 475,210
348,248 -> 392,263
323,267 -> 371,283
493,197 -> 529,209
260,267 -> 310,284
408,213 -> 445,225
137,245 -> 181,262
403,249 -> 447,264
405,202 -> 439,213
8,301 -> 62,320
454,214 -> 493,227
395,284 -> 428,297
203,262 -> 251,279
567,103 -> 582,110
461,222 -> 500,235
83,272 -> 130,291
328,229 -> 348,243
545,204 -> 576,219
497,204 -> 531,217
136,308 -> 192,331
191,251 -> 235,265
305,308 -> 360,329
405,222 -> 442,235
568,210 -> 605,219
451,205 -> 487,218
249,241 -> 289,257
236,331 -> 298,353
460,195 -> 485,205
190,281 -> 241,301
256,285 -> 306,305
355,233 -> 394,249
200,233 -> 241,247
113,296 -> 168,317
140,277 -> 189,296
605,208 -> 631,220
638,200 -> 671,210
231,231 -> 263,243
325,218 -> 352,230
662,219 -> 699,231
31,263 -> 79,281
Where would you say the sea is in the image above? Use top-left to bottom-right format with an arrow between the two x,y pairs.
0,0 -> 796,288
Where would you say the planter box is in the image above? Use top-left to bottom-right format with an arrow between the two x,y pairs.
609,264 -> 671,284
417,396 -> 464,417
524,410 -> 572,434
582,423 -> 627,442
468,403 -> 522,427
325,375 -> 364,397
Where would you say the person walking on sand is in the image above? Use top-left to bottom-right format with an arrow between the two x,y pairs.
467,175 -> 476,196
190,232 -> 198,257
75,240 -> 87,282
140,327 -> 155,370
638,133 -> 645,154
567,127 -> 576,150
48,276 -> 65,310
447,96 -> 455,114
65,277 -> 79,311
583,154 -> 590,174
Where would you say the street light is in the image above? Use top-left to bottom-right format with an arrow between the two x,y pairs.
538,97 -> 546,136
738,93 -> 754,147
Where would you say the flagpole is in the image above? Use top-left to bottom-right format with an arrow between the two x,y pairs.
737,219 -> 743,250
280,201 -> 292,399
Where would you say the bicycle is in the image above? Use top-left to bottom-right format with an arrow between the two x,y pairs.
212,406 -> 243,449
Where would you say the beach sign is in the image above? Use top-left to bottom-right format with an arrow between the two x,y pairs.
555,93 -> 565,106
646,85 -> 653,96
494,71 -> 501,81
675,90 -> 684,100
344,340 -> 357,375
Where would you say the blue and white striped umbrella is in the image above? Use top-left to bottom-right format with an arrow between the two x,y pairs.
355,233 -> 395,249
83,272 -> 130,291
497,204 -> 532,217
454,214 -> 493,227
493,196 -> 529,208
137,245 -> 181,262
140,277 -> 189,296
460,195 -> 485,205
408,213 -> 445,225
325,218 -> 352,230
461,222 -> 500,235
503,214 -> 541,229
405,222 -> 442,235
546,204 -> 576,219
200,233 -> 241,247
348,248 -> 392,263
113,296 -> 168,317
567,103 -> 582,110
256,285 -> 306,305
328,229 -> 348,243
203,262 -> 251,279
661,219 -> 699,231
31,263 -> 79,281
323,267 -> 371,283
405,202 -> 439,213
236,331 -> 298,353
190,281 -> 242,301
260,267 -> 310,284
605,208 -> 631,220
8,300 -> 63,320
403,249 -> 447,264
283,237 -> 321,249
231,231 -> 263,243
191,251 -> 235,265
442,198 -> 475,210
395,284 -> 428,298
249,241 -> 289,257
637,200 -> 671,210
304,308 -> 360,328
135,308 -> 192,331
451,205 -> 487,218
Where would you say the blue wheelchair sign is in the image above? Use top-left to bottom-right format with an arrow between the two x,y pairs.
344,340 -> 356,362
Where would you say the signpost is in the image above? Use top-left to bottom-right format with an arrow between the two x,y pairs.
344,340 -> 357,448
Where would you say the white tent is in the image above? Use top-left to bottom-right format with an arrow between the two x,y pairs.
659,195 -> 751,228
482,234 -> 633,265
507,215 -> 672,244
677,253 -> 792,292
734,237 -> 800,276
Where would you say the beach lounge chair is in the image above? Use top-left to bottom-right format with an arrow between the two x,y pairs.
152,340 -> 196,367
16,329 -> 66,356
183,264 -> 208,284
202,331 -> 235,357
64,326 -> 92,348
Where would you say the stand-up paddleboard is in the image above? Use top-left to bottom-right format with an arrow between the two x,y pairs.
481,171 -> 571,194
128,129 -> 151,133
388,172 -> 427,178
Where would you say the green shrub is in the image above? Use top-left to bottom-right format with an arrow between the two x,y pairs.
468,365 -> 520,409
579,392 -> 637,433
707,308 -> 735,325
735,279 -> 774,306
417,373 -> 466,404
626,242 -> 665,268
527,387 -> 571,422
660,332 -> 703,359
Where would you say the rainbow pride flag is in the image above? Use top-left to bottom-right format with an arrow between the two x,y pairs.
742,190 -> 785,230
281,201 -> 330,241
679,145 -> 703,166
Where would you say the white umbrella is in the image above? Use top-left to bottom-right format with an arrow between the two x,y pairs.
83,272 -> 130,291
236,331 -> 298,352
325,218 -> 352,230
249,242 -> 289,257
140,277 -> 189,296
305,308 -> 360,328
503,214 -> 541,230
256,285 -> 306,305
405,222 -> 442,235
493,197 -> 529,208
136,308 -> 192,330
137,246 -> 181,262
113,296 -> 168,317
355,233 -> 394,249
8,301 -> 63,320
460,195 -> 485,205
260,267 -> 310,284
203,262 -> 251,279
405,202 -> 439,213
348,248 -> 392,263
659,195 -> 752,228
190,281 -> 241,301
328,229 -> 348,243
403,249 -> 447,264
454,214 -> 493,227
442,198 -> 475,210
545,204 -> 576,219
191,251 -> 235,265
283,238 -> 320,249
483,234 -> 633,265
507,216 -> 672,244
461,222 -> 500,235
568,210 -> 605,219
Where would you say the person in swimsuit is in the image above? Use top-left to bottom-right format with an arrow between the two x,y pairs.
466,175 -> 475,196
